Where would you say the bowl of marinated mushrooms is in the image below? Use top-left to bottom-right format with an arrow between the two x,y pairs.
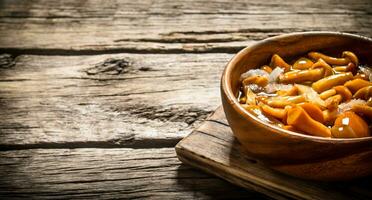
221,32 -> 372,181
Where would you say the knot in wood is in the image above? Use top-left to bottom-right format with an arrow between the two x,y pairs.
128,105 -> 212,125
86,58 -> 131,75
0,54 -> 16,69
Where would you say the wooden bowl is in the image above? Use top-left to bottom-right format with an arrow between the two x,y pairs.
221,32 -> 372,181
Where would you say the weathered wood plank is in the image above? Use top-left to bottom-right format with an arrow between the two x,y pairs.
0,53 -> 231,148
0,148 -> 268,199
0,0 -> 371,53
176,107 -> 372,200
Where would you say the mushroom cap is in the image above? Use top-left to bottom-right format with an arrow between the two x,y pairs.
311,58 -> 334,77
342,51 -> 359,66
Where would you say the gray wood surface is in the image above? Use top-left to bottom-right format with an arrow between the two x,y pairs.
0,148 -> 266,199
0,0 -> 371,199
0,53 -> 229,148
0,0 -> 371,54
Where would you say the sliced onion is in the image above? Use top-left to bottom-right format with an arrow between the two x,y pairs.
296,84 -> 326,108
265,83 -> 293,93
269,67 -> 284,83
246,84 -> 264,93
338,99 -> 367,113
359,65 -> 372,82
240,69 -> 269,82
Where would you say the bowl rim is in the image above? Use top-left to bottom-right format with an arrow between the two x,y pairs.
221,31 -> 372,143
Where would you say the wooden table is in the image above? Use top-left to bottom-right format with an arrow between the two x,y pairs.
0,0 -> 371,199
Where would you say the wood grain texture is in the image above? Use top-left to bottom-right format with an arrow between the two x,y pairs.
176,107 -> 372,200
0,0 -> 371,199
0,0 -> 371,54
0,53 -> 232,148
0,148 -> 267,199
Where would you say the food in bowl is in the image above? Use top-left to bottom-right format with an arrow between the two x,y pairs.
237,51 -> 371,138
222,32 -> 372,180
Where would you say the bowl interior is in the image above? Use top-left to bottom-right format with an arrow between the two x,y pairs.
224,32 -> 372,141
228,32 -> 372,95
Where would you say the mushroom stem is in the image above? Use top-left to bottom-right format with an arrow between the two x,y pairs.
312,72 -> 353,93
344,78 -> 372,94
311,58 -> 333,77
308,51 -> 358,66
353,86 -> 372,100
308,52 -> 349,65
260,104 -> 287,119
333,86 -> 352,102
279,68 -> 323,84
351,104 -> 372,118
320,89 -> 336,100
270,54 -> 291,72
266,95 -> 306,108
325,94 -> 342,110
261,65 -> 273,73
333,63 -> 356,74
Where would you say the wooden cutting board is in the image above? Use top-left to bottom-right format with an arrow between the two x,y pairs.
175,106 -> 372,200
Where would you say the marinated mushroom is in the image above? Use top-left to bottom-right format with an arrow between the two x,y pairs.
298,102 -> 324,123
351,104 -> 372,118
353,86 -> 372,100
242,75 -> 269,87
287,106 -> 331,137
344,78 -> 372,93
293,57 -> 314,70
312,72 -> 353,93
270,54 -> 291,72
279,68 -> 324,84
261,65 -> 273,73
333,62 -> 356,74
238,51 -> 371,138
265,95 -> 306,108
308,51 -> 358,66
331,111 -> 370,138
311,58 -> 334,77
333,86 -> 352,102
260,103 -> 287,120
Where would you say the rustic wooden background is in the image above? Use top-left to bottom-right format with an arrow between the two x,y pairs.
0,0 -> 371,199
